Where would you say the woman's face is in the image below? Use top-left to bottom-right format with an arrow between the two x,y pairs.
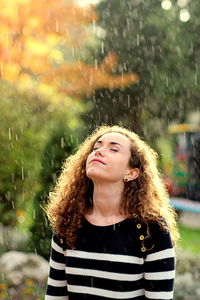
86,132 -> 137,183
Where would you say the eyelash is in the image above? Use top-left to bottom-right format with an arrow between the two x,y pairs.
93,147 -> 118,152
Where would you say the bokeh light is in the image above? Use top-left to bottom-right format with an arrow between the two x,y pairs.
179,9 -> 190,22
161,0 -> 172,10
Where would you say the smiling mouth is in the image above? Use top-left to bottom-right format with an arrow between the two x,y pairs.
90,159 -> 106,165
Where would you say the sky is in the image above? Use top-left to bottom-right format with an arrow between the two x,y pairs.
76,0 -> 100,6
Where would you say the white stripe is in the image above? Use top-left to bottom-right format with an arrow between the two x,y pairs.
52,238 -> 65,254
45,296 -> 68,300
66,267 -> 143,281
50,258 -> 65,270
145,290 -> 174,299
68,285 -> 144,299
66,250 -> 143,264
47,277 -> 67,287
145,270 -> 175,280
145,248 -> 175,262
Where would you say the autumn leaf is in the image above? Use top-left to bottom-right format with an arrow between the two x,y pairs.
0,0 -> 138,97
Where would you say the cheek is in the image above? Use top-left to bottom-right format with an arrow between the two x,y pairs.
113,158 -> 130,175
86,153 -> 93,169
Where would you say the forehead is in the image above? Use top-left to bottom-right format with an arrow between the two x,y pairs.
96,132 -> 131,146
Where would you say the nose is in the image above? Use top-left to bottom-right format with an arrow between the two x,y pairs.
95,147 -> 105,157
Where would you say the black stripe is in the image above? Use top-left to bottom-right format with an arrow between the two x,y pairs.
46,284 -> 68,296
49,267 -> 66,281
144,257 -> 175,272
144,278 -> 174,292
51,247 -> 66,263
68,274 -> 144,292
66,256 -> 143,274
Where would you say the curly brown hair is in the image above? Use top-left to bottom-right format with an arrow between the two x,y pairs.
45,125 -> 179,249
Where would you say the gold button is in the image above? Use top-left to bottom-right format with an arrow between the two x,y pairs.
139,235 -> 145,240
60,238 -> 63,244
141,247 -> 146,252
137,223 -> 141,229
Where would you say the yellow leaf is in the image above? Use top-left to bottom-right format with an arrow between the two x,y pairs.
49,49 -> 64,63
3,63 -> 20,81
25,37 -> 49,55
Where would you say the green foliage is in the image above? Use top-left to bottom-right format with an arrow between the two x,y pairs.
178,224 -> 200,254
0,80 -> 83,229
29,124 -> 78,258
81,0 -> 200,139
0,82 -> 49,226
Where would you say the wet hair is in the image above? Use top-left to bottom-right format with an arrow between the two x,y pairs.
45,125 -> 179,249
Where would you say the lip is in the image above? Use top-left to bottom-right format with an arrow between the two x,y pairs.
90,158 -> 106,165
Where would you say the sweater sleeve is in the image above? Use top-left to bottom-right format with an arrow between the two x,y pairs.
45,234 -> 69,300
143,223 -> 175,300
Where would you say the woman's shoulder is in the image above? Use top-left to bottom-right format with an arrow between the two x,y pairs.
52,231 -> 68,249
131,217 -> 173,255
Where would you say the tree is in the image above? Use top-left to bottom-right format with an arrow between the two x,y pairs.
29,124 -> 77,258
0,0 -> 138,96
0,81 -> 80,227
81,0 -> 200,140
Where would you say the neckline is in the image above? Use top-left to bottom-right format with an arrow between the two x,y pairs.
83,217 -> 130,229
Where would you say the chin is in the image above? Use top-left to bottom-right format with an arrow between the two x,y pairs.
86,171 -> 106,182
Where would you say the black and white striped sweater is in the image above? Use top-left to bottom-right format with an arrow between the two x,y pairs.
45,218 -> 175,300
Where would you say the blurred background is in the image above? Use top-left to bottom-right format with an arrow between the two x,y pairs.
0,0 -> 200,299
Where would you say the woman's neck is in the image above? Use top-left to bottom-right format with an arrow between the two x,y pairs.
85,181 -> 127,225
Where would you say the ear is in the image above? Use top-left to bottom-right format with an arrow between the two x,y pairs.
125,168 -> 139,181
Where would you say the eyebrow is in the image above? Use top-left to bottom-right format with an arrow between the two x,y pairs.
95,140 -> 123,148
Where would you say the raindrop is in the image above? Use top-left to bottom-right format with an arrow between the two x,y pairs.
92,20 -> 96,33
8,128 -> 11,140
21,166 -> 24,180
22,188 -> 25,202
127,95 -> 130,108
90,277 -> 94,287
121,68 -> 124,83
52,172 -> 57,183
33,209 -> 36,219
136,34 -> 140,47
94,59 -> 98,70
114,28 -> 118,36
101,42 -> 104,54
194,73 -> 197,86
61,137 -> 64,148
55,19 -> 59,33
127,19 -> 130,32
70,134 -> 74,144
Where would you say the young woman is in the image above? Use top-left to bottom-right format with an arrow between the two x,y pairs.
45,125 -> 179,300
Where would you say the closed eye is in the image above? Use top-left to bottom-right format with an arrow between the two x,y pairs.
93,147 -> 118,152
